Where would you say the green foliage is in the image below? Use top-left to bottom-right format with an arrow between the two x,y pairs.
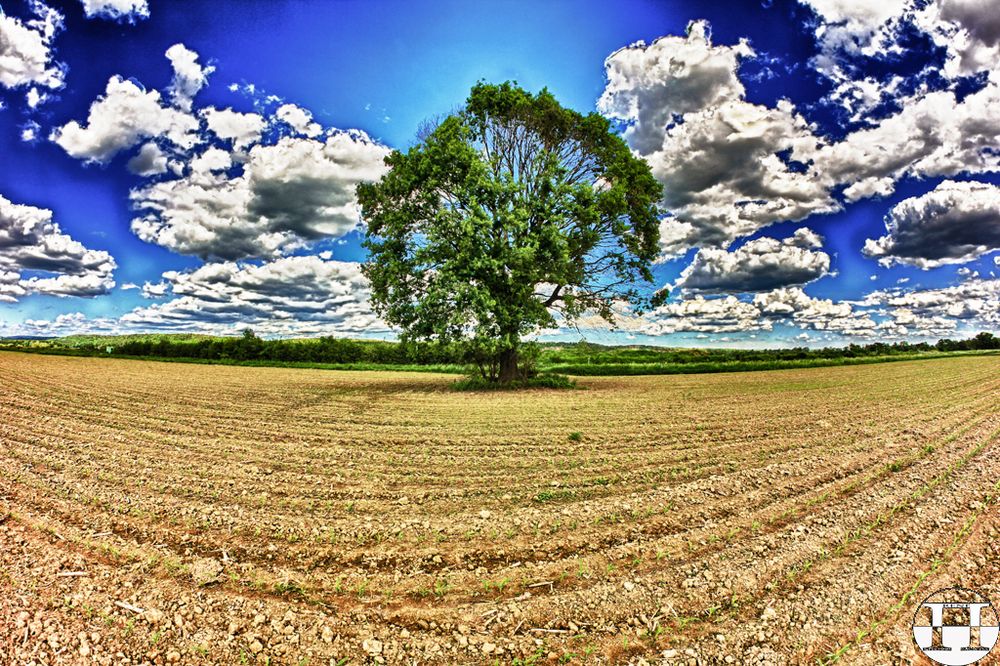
449,373 -> 577,392
2,333 -> 998,378
358,81 -> 662,382
273,580 -> 305,596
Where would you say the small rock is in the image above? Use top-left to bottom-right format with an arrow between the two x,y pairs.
166,650 -> 181,663
479,510 -> 492,520
363,638 -> 383,655
189,558 -> 223,586
321,626 -> 333,643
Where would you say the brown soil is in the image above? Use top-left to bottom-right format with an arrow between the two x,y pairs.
1,352 -> 998,666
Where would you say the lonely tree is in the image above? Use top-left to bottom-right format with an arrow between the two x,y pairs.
358,82 -> 662,383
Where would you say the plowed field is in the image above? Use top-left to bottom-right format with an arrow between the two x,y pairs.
1,352 -> 998,665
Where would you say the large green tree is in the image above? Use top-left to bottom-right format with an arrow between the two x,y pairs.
358,82 -> 663,383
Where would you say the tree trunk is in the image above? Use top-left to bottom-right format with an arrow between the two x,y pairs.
498,347 -> 520,384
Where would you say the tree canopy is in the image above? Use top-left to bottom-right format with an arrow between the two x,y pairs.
357,82 -> 663,383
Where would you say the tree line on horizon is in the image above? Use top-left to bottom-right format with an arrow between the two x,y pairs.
4,330 -> 997,373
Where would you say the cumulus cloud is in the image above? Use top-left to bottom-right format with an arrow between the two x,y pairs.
189,146 -> 232,174
599,20 -> 753,154
49,42 -> 393,270
0,1 -> 64,93
633,278 -> 969,342
276,103 -> 322,138
202,107 -> 266,149
126,142 -> 168,176
0,194 -> 116,301
804,84 -> 1000,201
51,75 -> 199,162
803,0 -> 1000,89
639,294 -> 768,335
79,0 -> 149,23
863,180 -> 1000,268
751,287 -> 876,336
600,22 -> 837,255
20,119 -> 40,142
653,97 -> 838,253
598,11 -> 1000,257
5,311 -> 119,337
120,255 -> 385,334
165,43 -> 213,112
916,0 -> 1000,78
866,277 -> 1000,325
798,0 -> 912,80
676,230 -> 831,293
51,44 -> 213,163
130,131 -> 390,259
140,280 -> 168,298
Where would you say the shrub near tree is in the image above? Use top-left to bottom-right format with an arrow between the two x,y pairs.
357,82 -> 664,384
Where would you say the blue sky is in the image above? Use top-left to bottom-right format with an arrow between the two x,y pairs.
0,0 -> 997,346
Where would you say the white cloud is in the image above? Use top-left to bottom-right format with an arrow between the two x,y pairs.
915,0 -> 1000,79
804,84 -> 1000,199
803,0 -> 1000,88
126,142 -> 168,176
51,75 -> 200,162
866,277 -> 1000,326
25,85 -> 47,108
598,12 -> 997,258
599,22 -> 837,255
8,312 -> 118,337
802,0 -> 911,36
863,180 -> 1000,268
120,255 -> 386,334
676,231 -> 831,293
165,43 -> 213,112
140,280 -> 168,298
79,0 -> 149,23
0,194 -> 116,301
599,20 -> 753,154
646,98 -> 836,253
130,131 -> 390,259
634,281 -> 935,341
189,146 -> 232,174
202,107 -> 266,149
276,103 -> 322,138
0,1 -> 64,92
20,119 -> 40,142
799,0 -> 912,78
640,294 -> 769,335
759,287 -> 881,335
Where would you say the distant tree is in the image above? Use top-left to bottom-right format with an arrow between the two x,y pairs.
234,328 -> 263,360
971,331 -> 999,349
358,82 -> 663,383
